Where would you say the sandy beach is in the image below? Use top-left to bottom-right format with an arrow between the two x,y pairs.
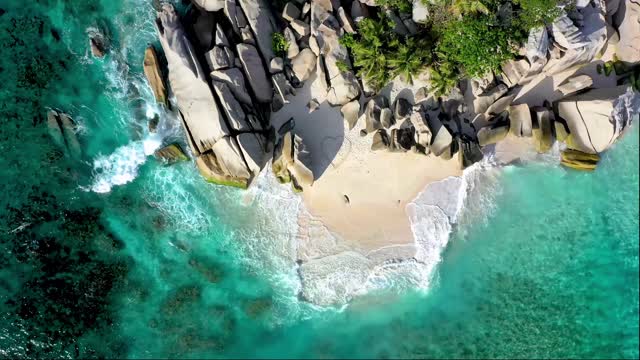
271,74 -> 462,254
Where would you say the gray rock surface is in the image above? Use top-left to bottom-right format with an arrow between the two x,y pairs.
210,68 -> 253,105
291,48 -> 317,81
341,100 -> 360,130
237,43 -> 273,103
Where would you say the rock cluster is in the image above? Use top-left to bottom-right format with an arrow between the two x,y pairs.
462,0 -> 640,171
153,3 -> 306,189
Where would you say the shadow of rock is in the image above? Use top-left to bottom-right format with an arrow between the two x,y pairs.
270,73 -> 346,179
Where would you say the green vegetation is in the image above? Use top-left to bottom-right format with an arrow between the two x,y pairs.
340,17 -> 431,90
343,0 -> 565,95
376,0 -> 413,13
271,32 -> 289,56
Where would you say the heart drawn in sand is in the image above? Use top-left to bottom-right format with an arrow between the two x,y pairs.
321,135 -> 352,169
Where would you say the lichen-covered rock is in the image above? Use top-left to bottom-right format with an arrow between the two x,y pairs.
554,120 -> 570,142
154,143 -> 189,164
143,46 -> 167,106
196,137 -> 251,189
560,148 -> 599,171
532,107 -> 554,153
478,124 -> 509,146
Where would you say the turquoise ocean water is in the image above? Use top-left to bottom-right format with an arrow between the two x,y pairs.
1,0 -> 638,358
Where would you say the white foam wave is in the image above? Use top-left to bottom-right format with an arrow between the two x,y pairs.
90,137 -> 160,193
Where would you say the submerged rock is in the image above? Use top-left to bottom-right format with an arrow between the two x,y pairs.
47,110 -> 81,159
560,148 -> 600,171
154,143 -> 188,164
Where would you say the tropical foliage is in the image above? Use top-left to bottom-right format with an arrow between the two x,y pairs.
344,0 -> 565,95
341,17 -> 431,90
271,32 -> 289,56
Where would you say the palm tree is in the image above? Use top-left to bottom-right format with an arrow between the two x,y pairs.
428,62 -> 459,96
450,0 -> 489,17
388,39 -> 431,84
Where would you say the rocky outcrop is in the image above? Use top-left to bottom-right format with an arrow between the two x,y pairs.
531,107 -> 554,153
237,43 -> 273,103
371,129 -> 390,151
474,84 -> 508,114
341,100 -> 360,130
237,0 -> 277,61
291,48 -> 317,81
477,124 -> 509,146
154,143 -> 189,164
143,46 -> 168,106
526,26 -> 549,71
555,86 -> 637,154
557,74 -> 593,96
500,59 -> 530,88
508,104 -> 533,137
410,111 -> 432,154
273,122 -> 314,191
156,4 -> 270,188
458,139 -> 483,169
364,95 -> 389,133
614,0 -> 640,63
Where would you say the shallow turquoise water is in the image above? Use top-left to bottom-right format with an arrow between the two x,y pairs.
0,0 -> 638,358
